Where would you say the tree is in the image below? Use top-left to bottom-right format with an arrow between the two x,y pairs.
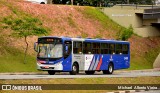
2,16 -> 48,64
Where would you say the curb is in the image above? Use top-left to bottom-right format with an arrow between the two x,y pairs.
0,68 -> 160,75
0,72 -> 48,75
115,68 -> 160,73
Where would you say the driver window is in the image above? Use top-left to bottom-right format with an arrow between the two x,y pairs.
64,41 -> 72,58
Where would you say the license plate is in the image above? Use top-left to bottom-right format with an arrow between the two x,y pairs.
44,66 -> 49,68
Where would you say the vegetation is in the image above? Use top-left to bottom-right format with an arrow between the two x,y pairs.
0,0 -> 48,72
77,6 -> 124,38
2,14 -> 48,64
145,47 -> 160,65
129,44 -> 160,70
117,25 -> 134,41
80,7 -> 113,28
81,32 -> 88,38
0,54 -> 37,72
67,16 -> 77,28
0,36 -> 37,72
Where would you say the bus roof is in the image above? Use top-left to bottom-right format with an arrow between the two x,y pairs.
38,36 -> 129,44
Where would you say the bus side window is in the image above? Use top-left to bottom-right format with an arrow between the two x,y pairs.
116,44 -> 122,54
101,43 -> 109,54
109,44 -> 115,54
83,42 -> 91,54
73,42 -> 82,54
122,44 -> 129,54
92,43 -> 100,54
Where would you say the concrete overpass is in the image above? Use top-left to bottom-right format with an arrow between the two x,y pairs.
143,8 -> 160,27
102,5 -> 160,37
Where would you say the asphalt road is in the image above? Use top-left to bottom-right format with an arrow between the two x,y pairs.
0,71 -> 160,79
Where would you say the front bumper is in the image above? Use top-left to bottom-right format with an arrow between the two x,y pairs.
37,62 -> 63,71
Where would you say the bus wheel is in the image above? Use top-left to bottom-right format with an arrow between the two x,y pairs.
70,63 -> 78,75
103,63 -> 114,74
48,71 -> 55,75
40,2 -> 45,4
85,71 -> 95,75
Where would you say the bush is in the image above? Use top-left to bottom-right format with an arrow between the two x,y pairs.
118,25 -> 133,41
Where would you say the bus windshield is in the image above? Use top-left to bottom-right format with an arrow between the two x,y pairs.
38,43 -> 63,58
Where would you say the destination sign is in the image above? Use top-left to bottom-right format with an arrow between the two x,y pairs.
38,38 -> 62,43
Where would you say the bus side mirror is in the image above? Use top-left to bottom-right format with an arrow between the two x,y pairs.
34,42 -> 38,52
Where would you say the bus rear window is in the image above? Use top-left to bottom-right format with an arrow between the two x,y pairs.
116,44 -> 122,54
122,44 -> 129,54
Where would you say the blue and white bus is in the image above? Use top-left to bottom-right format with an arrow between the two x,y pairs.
34,36 -> 130,75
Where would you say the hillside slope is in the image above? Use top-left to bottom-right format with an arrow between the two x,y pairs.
0,0 -> 160,72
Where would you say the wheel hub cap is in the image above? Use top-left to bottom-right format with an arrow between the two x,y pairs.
109,66 -> 112,72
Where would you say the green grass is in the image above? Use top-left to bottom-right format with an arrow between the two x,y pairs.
129,57 -> 153,70
76,6 -> 133,40
0,46 -> 37,72
0,35 -> 37,72
129,46 -> 160,70
0,54 -> 37,72
145,47 -> 160,64
78,7 -> 124,32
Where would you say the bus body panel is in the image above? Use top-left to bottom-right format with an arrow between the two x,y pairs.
100,55 -> 110,70
62,55 -> 72,71
112,54 -> 130,70
84,54 -> 94,70
72,54 -> 84,70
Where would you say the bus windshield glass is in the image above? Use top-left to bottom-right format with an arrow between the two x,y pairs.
38,43 -> 63,58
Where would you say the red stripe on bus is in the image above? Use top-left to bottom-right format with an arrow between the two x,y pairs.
96,56 -> 102,70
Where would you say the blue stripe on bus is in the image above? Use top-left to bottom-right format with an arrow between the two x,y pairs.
88,55 -> 95,70
93,55 -> 99,70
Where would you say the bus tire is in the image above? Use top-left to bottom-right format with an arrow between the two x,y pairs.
70,63 -> 78,75
40,2 -> 45,4
85,71 -> 95,75
48,71 -> 55,75
103,63 -> 114,74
